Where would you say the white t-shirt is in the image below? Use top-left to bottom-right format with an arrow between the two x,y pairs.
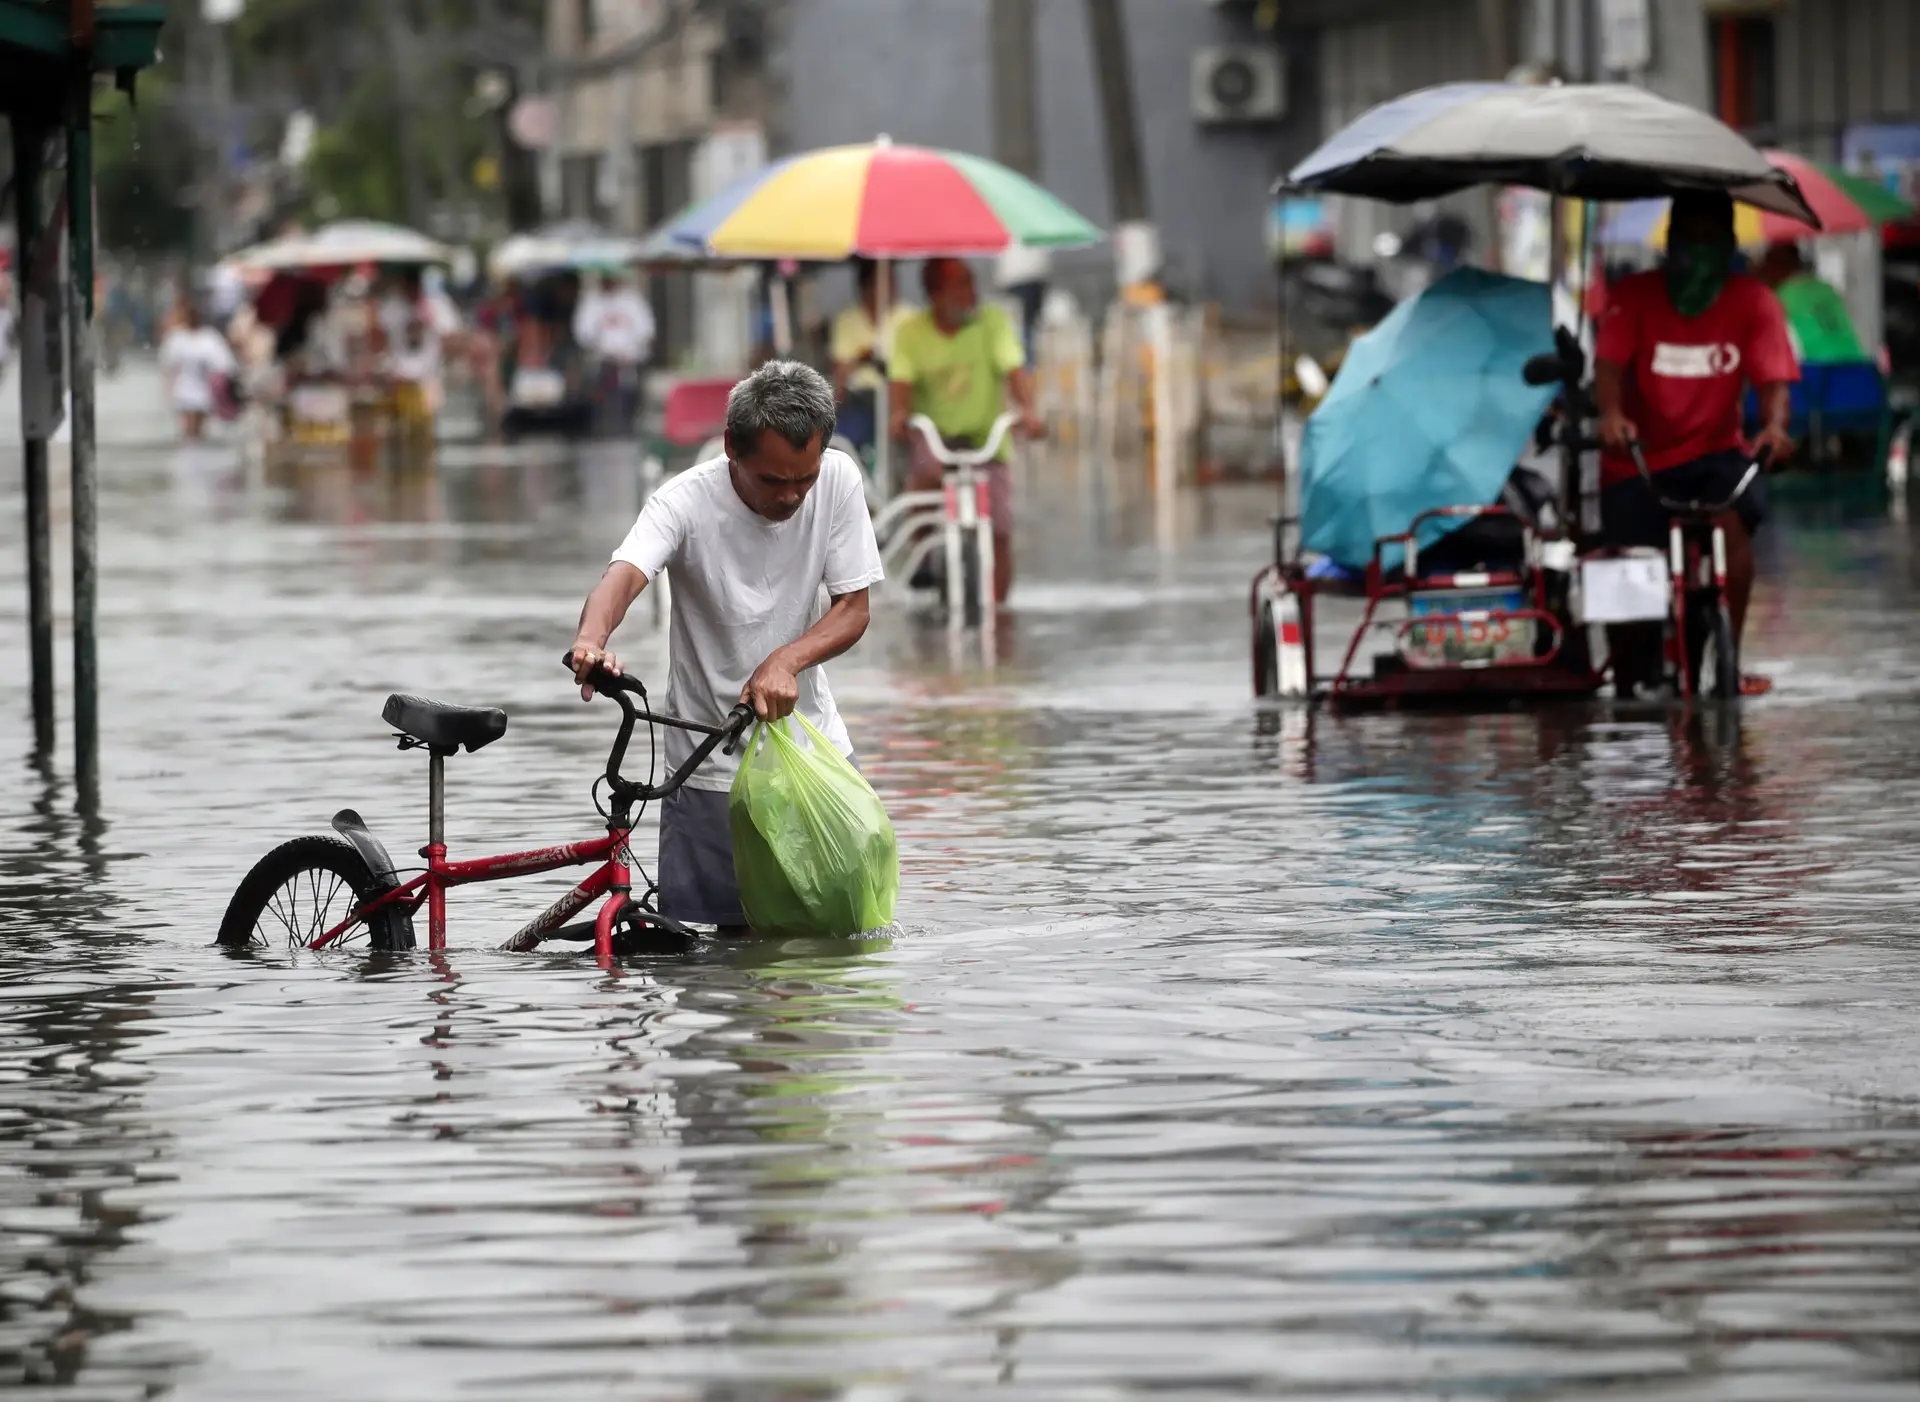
159,326 -> 238,414
379,292 -> 461,385
575,288 -> 655,365
610,448 -> 884,790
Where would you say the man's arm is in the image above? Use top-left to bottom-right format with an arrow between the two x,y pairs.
1007,366 -> 1044,437
1753,382 -> 1795,463
569,562 -> 649,695
741,589 -> 871,720
1594,358 -> 1637,450
887,378 -> 914,441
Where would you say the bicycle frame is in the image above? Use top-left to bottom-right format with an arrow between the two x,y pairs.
871,414 -> 1016,630
1629,443 -> 1761,701
314,825 -> 637,963
315,664 -> 751,965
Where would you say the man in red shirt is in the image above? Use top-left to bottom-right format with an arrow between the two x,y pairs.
1595,190 -> 1798,695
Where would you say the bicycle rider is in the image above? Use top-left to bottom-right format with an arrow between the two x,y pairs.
888,257 -> 1045,603
568,361 -> 884,934
1594,190 -> 1799,697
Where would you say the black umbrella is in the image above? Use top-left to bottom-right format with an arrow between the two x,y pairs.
1284,82 -> 1819,226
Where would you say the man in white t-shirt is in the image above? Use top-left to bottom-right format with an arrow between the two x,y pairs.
573,272 -> 655,435
567,360 -> 884,930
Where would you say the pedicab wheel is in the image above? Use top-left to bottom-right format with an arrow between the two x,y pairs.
1253,599 -> 1280,697
217,836 -> 415,951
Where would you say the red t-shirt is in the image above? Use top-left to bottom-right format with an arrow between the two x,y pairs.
1595,270 -> 1798,486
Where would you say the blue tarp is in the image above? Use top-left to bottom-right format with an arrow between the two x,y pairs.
1299,268 -> 1558,571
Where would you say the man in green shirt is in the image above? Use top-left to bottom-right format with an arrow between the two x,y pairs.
888,257 -> 1044,602
1759,241 -> 1868,363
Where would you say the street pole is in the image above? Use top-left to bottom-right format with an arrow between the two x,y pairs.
67,64 -> 100,807
1084,0 -> 1149,228
990,0 -> 1040,180
1478,0 -> 1513,271
12,121 -> 55,760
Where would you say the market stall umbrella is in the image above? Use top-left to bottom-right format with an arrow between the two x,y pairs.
490,222 -> 651,279
1300,269 -> 1557,571
1286,82 -> 1819,224
634,222 -> 748,272
1599,151 -> 1915,247
655,137 -> 1102,259
235,220 -> 453,272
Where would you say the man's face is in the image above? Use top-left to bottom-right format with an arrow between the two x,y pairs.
728,429 -> 824,522
1670,205 -> 1733,250
928,261 -> 977,328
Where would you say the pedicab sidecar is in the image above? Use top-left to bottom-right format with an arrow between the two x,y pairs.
1251,268 -> 1603,709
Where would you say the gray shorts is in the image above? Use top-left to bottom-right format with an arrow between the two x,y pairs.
657,752 -> 860,929
657,786 -> 745,927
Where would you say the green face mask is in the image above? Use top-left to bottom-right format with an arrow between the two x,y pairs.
1665,239 -> 1734,318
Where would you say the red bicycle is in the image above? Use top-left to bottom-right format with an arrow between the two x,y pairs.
216,657 -> 753,962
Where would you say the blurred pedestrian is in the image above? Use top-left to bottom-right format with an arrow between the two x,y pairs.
829,257 -> 912,450
159,301 -> 239,441
993,244 -> 1050,363
573,271 -> 655,436
1757,241 -> 1867,364
888,257 -> 1044,602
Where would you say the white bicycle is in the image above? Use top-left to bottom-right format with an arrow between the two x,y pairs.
872,412 -> 1016,629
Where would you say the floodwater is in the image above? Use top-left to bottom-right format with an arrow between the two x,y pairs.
4,370 -> 1920,1399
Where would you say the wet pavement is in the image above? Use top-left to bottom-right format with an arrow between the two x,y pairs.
4,380 -> 1920,1399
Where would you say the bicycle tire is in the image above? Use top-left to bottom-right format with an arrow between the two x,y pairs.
217,835 -> 414,951
1253,599 -> 1280,696
1706,602 -> 1740,701
961,534 -> 985,628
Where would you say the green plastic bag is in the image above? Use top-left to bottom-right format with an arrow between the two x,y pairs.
728,713 -> 899,936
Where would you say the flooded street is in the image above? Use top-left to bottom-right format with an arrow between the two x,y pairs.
5,376 -> 1920,1399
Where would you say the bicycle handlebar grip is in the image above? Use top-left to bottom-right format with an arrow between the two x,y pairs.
562,649 -> 638,695
721,703 -> 756,755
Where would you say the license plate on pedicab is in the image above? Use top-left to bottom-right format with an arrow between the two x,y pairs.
1404,589 -> 1531,668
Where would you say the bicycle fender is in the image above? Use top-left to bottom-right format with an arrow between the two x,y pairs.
331,808 -> 404,884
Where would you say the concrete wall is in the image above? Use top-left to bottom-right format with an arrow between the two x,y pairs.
774,0 -> 1323,313
1774,0 -> 1919,157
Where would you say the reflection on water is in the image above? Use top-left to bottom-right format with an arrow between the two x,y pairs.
3,429 -> 1920,1398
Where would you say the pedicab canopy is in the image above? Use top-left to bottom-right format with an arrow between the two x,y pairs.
1299,269 -> 1557,572
1286,82 -> 1819,226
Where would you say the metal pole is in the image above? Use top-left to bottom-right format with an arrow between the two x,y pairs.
1084,0 -> 1149,224
68,72 -> 100,803
874,254 -> 891,502
13,122 -> 55,757
990,0 -> 1041,180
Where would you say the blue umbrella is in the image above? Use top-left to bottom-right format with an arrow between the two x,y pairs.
1300,268 -> 1558,571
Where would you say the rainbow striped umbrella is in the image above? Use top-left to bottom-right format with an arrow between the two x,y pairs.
657,138 -> 1102,260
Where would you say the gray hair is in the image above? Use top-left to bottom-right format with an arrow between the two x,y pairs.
726,360 -> 838,457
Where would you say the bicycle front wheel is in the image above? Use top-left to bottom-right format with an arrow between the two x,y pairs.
1701,601 -> 1740,701
217,836 -> 415,951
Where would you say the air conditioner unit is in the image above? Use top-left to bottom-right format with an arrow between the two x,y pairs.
1192,45 -> 1286,125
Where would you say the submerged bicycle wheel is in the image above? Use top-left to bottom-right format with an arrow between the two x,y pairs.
217,835 -> 415,951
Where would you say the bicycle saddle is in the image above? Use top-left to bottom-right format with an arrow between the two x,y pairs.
382,694 -> 509,754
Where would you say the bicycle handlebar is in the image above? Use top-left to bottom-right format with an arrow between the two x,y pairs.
907,411 -> 1019,468
561,653 -> 755,804
1626,441 -> 1770,518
